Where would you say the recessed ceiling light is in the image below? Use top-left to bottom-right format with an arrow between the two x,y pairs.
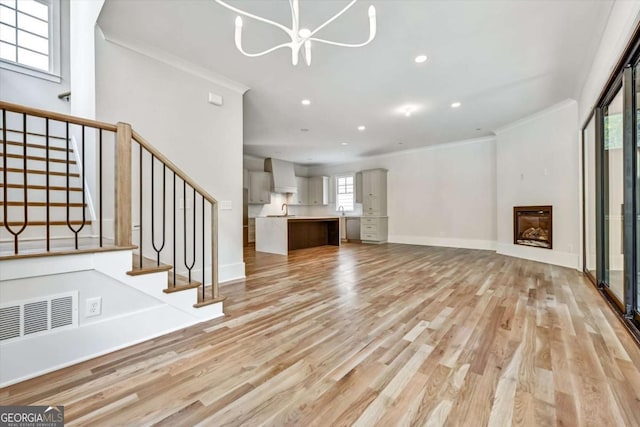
301,99 -> 311,106
341,142 -> 349,146
300,128 -> 309,132
414,54 -> 427,64
451,102 -> 461,108
357,125 -> 366,131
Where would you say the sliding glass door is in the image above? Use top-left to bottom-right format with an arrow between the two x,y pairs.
583,115 -> 597,282
583,32 -> 640,334
603,87 -> 625,306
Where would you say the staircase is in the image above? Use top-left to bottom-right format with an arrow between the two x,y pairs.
0,101 -> 223,308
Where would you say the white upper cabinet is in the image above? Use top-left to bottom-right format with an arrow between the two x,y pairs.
361,169 -> 387,216
290,176 -> 309,205
308,176 -> 329,205
248,171 -> 272,204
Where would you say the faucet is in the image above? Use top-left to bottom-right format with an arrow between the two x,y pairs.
338,205 -> 345,216
281,203 -> 289,216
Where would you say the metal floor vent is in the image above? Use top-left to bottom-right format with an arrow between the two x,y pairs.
0,291 -> 78,343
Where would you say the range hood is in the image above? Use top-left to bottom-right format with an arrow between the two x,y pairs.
264,158 -> 297,193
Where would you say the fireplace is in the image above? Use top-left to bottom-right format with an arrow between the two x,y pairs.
513,206 -> 552,249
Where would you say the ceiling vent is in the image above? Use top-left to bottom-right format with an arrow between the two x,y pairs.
0,291 -> 78,344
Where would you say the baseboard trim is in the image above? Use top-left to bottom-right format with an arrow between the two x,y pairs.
389,235 -> 497,251
219,262 -> 246,283
496,243 -> 579,269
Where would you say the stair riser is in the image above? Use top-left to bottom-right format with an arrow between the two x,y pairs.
1,188 -> 86,203
3,147 -> 72,161
2,157 -> 77,170
0,174 -> 85,187
1,206 -> 90,220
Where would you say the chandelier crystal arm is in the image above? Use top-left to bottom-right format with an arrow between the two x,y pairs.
214,0 -> 293,36
308,0 -> 358,39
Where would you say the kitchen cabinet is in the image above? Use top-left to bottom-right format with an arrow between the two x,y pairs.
355,172 -> 363,204
360,216 -> 388,244
308,176 -> 329,205
361,169 -> 387,216
248,218 -> 256,243
248,171 -> 272,204
290,176 -> 309,205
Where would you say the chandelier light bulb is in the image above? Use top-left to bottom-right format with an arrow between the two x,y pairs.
216,0 -> 377,66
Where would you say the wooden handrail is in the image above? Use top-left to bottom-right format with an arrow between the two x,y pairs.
0,101 -> 117,132
131,130 -> 218,205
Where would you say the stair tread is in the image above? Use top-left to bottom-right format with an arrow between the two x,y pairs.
127,254 -> 173,276
0,167 -> 80,177
0,201 -> 86,207
2,139 -> 72,152
0,183 -> 83,191
3,153 -> 77,164
0,245 -> 137,261
168,272 -> 202,288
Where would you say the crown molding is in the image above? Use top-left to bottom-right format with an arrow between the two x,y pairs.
101,32 -> 250,95
493,99 -> 577,135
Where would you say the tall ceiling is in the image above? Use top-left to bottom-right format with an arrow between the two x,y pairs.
98,0 -> 613,165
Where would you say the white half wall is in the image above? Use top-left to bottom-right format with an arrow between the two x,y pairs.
307,138 -> 497,251
95,36 -> 246,283
495,99 -> 579,269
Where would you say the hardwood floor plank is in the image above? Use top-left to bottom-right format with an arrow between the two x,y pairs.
1,243 -> 639,426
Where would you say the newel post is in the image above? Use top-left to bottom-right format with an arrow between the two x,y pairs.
115,122 -> 132,247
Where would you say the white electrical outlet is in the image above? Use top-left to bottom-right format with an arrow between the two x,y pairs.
86,297 -> 102,317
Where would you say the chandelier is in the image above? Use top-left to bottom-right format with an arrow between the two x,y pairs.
214,0 -> 377,66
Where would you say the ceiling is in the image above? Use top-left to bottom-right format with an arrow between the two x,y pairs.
98,0 -> 613,166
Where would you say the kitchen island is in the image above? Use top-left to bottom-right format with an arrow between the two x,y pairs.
255,216 -> 341,255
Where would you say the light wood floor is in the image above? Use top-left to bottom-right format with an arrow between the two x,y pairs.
2,243 -> 640,426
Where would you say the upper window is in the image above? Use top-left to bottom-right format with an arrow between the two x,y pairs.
0,0 -> 59,78
336,175 -> 354,212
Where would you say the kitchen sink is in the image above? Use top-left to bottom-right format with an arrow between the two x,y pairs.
266,215 -> 296,217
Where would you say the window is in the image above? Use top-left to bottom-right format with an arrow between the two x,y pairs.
0,0 -> 59,79
336,175 -> 354,212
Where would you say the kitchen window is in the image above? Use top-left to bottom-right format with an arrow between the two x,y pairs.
336,175 -> 354,212
0,0 -> 60,81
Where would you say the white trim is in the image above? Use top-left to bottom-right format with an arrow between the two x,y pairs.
100,31 -> 250,95
496,243 -> 579,269
0,59 -> 61,82
493,99 -> 577,134
388,235 -> 497,251
219,262 -> 246,283
69,135 -> 97,222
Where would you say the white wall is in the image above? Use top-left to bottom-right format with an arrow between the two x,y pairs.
0,0 -> 70,112
307,138 -> 497,250
495,100 -> 579,268
579,0 -> 640,124
95,37 -> 246,283
69,0 -> 105,120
